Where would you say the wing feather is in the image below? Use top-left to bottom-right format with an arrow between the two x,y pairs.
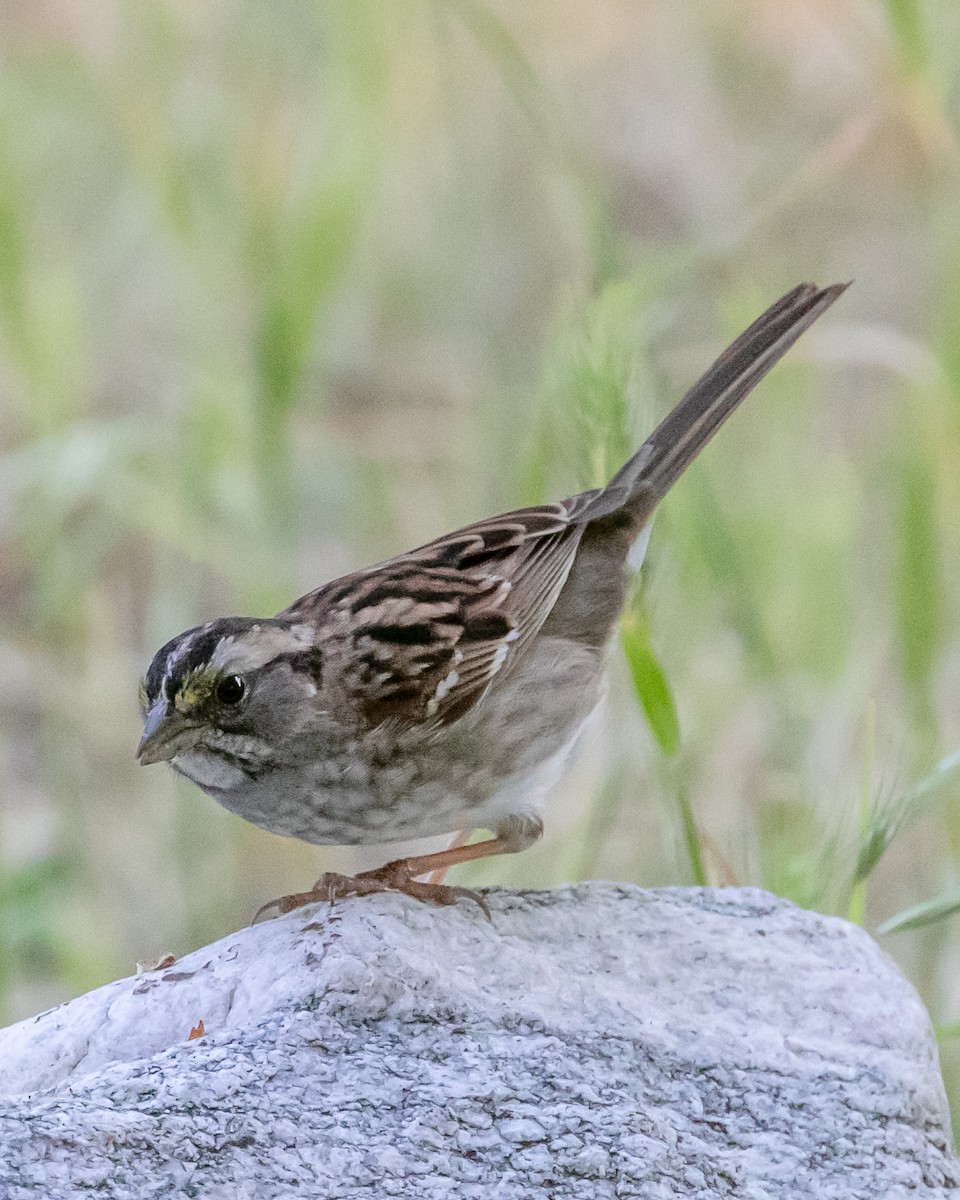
280,504 -> 582,727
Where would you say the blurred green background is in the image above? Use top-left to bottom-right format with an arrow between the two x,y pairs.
2,0 -> 960,1131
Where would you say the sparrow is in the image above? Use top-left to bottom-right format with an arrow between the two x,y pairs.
137,282 -> 846,917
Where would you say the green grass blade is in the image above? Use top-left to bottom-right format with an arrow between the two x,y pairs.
620,607 -> 681,759
881,0 -> 930,77
847,701 -> 875,923
894,442 -> 941,732
676,781 -> 707,888
878,891 -> 960,935
854,746 -> 960,888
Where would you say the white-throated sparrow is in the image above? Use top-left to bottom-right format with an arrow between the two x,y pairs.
138,283 -> 846,917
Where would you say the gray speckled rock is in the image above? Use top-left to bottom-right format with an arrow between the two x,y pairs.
0,884 -> 956,1199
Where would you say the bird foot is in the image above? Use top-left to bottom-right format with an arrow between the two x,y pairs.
252,859 -> 490,924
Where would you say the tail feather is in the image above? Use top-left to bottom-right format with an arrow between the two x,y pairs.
581,281 -> 848,522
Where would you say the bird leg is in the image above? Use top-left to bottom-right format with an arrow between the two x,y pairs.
427,829 -> 473,884
253,816 -> 543,922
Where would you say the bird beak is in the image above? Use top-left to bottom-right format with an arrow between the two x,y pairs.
136,699 -> 195,765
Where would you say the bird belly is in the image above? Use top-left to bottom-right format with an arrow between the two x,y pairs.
204,761 -> 488,846
213,739 -> 589,847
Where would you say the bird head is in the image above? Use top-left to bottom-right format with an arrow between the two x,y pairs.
137,618 -> 322,776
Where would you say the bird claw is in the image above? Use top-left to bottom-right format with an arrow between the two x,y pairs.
251,862 -> 491,924
360,864 -> 492,918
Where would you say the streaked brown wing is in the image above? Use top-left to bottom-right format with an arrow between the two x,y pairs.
280,503 -> 584,727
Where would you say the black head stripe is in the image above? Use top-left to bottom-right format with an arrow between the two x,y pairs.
172,618 -> 267,685
282,647 -> 324,687
143,631 -> 188,707
144,616 -> 292,705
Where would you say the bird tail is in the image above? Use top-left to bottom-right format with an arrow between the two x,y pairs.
579,281 -> 848,524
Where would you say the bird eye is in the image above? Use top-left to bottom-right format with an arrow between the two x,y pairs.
216,675 -> 246,705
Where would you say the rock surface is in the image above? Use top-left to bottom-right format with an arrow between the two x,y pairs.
0,883 -> 956,1199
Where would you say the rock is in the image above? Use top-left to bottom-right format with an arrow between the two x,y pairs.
0,883 -> 956,1199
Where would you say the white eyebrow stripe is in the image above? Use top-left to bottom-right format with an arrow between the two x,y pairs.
208,624 -> 315,673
